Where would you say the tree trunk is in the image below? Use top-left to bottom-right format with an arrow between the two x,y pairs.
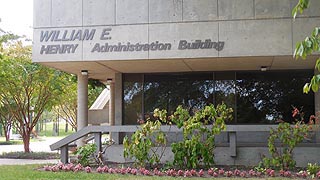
23,132 -> 31,153
5,129 -> 9,142
3,124 -> 11,142
65,121 -> 68,132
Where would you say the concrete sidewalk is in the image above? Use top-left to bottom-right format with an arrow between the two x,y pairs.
0,158 -> 59,166
0,136 -> 62,165
0,137 -> 62,154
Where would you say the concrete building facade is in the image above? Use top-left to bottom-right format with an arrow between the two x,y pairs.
34,0 -> 320,166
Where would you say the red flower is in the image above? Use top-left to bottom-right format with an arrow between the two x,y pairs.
292,108 -> 299,117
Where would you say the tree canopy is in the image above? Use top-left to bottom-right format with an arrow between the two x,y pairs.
293,0 -> 320,93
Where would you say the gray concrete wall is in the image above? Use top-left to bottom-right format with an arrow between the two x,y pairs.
105,145 -> 320,167
33,0 -> 320,62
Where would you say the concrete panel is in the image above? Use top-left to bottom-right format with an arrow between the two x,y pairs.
83,0 -> 115,26
105,145 -> 320,167
255,0 -> 291,19
39,62 -> 116,81
52,0 -> 82,27
271,56 -> 317,70
218,0 -> 254,20
294,147 -> 320,167
32,28 -> 83,62
149,22 -> 219,59
234,147 -> 268,166
219,19 -> 292,57
116,0 -> 148,24
33,0 -> 51,28
88,109 -> 109,125
149,0 -> 182,23
101,59 -> 191,73
185,57 -> 273,71
183,0 -> 218,21
291,0 -> 320,17
293,18 -> 320,49
83,25 -> 148,60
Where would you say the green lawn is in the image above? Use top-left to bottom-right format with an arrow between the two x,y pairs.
37,121 -> 75,137
0,164 -> 292,180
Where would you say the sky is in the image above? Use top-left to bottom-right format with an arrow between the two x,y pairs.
0,0 -> 33,39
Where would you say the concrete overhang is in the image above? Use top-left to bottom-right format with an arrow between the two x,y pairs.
39,55 -> 318,81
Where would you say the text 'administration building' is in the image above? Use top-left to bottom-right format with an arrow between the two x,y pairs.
33,0 -> 320,166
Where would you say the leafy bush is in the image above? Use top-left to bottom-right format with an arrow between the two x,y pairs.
261,106 -> 311,170
307,163 -> 320,178
170,103 -> 233,169
74,143 -> 97,166
123,109 -> 168,167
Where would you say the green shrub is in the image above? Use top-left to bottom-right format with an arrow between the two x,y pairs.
171,103 -> 233,169
307,163 -> 320,178
74,143 -> 97,166
123,109 -> 167,168
262,121 -> 309,170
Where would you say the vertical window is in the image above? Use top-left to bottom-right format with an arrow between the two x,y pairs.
236,71 -> 314,124
123,74 -> 143,125
144,73 -> 214,118
214,72 -> 236,123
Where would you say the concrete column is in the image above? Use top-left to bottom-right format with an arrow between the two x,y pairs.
77,70 -> 88,147
109,81 -> 115,126
314,70 -> 320,143
109,80 -> 118,143
113,73 -> 123,144
114,73 -> 123,126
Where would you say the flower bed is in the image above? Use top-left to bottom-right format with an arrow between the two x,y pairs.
42,163 -> 318,179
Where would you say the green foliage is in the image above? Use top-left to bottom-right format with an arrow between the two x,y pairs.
292,0 -> 310,18
123,109 -> 167,167
293,0 -> 320,93
262,121 -> 309,170
307,163 -> 320,178
170,103 -> 233,169
74,143 -> 97,166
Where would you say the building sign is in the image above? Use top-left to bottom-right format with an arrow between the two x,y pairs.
38,28 -> 224,55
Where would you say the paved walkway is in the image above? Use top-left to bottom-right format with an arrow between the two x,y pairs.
0,137 -> 62,165
0,159 -> 59,165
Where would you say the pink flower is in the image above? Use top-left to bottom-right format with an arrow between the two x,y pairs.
102,165 -> 109,172
248,169 -> 256,176
184,170 -> 192,177
198,169 -> 204,177
73,163 -> 83,172
130,169 -> 137,175
177,170 -> 184,176
190,169 -> 197,176
208,168 -> 215,176
57,162 -> 64,170
225,171 -> 233,177
84,166 -> 91,173
142,169 -> 151,176
218,168 -> 225,175
284,171 -> 291,177
296,170 -> 308,178
240,171 -> 247,177
43,165 -> 51,171
96,166 -> 103,173
234,169 -> 241,176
